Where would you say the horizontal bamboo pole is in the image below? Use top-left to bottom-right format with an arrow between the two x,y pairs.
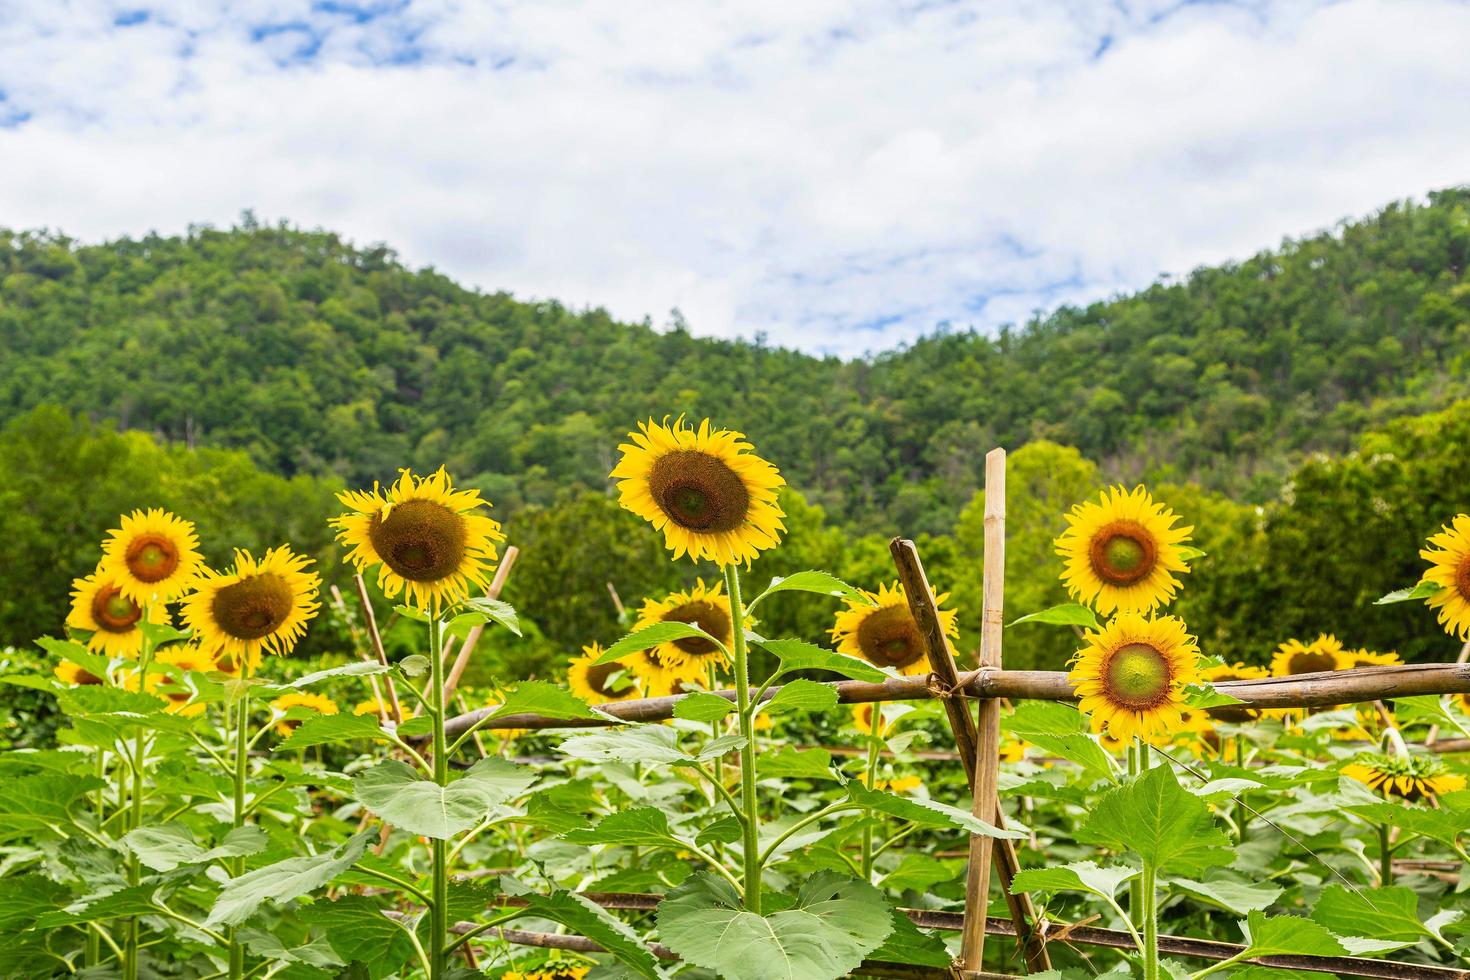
438,662 -> 1470,738
439,891 -> 1470,980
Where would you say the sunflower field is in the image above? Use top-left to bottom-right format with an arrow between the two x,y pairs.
2,417 -> 1470,980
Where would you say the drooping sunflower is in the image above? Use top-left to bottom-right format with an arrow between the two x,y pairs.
98,508 -> 204,604
181,546 -> 320,669
54,661 -> 105,686
1343,751 -> 1467,802
67,569 -> 171,658
1341,648 -> 1401,669
1269,634 -> 1345,676
621,647 -> 706,699
567,643 -> 641,704
270,691 -> 339,738
1199,661 -> 1268,724
831,581 -> 955,677
334,467 -> 505,609
1068,613 -> 1202,742
1055,486 -> 1194,615
610,417 -> 785,567
1420,514 -> 1470,640
632,580 -> 739,678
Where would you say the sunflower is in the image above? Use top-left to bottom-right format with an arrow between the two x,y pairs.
610,417 -> 785,567
1068,613 -> 1202,742
181,546 -> 320,669
1341,648 -> 1401,669
270,691 -> 339,738
156,643 -> 218,675
1343,752 -> 1467,802
831,581 -> 955,676
1419,514 -> 1470,640
1055,486 -> 1193,615
850,703 -> 893,737
354,696 -> 414,720
998,739 -> 1026,763
98,508 -> 203,604
125,667 -> 202,716
567,643 -> 641,704
1269,634 -> 1345,676
1199,661 -> 1268,724
335,467 -> 504,609
499,967 -> 590,980
214,648 -> 263,678
54,661 -> 105,686
632,580 -> 738,677
67,569 -> 171,658
620,647 -> 706,699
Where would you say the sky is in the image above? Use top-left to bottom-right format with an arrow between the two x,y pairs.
1,1 -> 1468,357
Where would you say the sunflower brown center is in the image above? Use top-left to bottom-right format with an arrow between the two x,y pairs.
583,661 -> 621,697
1456,553 -> 1470,601
92,586 -> 143,633
124,533 -> 181,583
70,667 -> 103,686
1104,642 -> 1172,709
855,605 -> 926,669
368,499 -> 468,583
1287,650 -> 1338,675
211,573 -> 294,640
1088,521 -> 1157,586
648,450 -> 750,532
663,600 -> 732,656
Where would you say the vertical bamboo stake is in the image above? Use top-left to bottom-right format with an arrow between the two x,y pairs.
353,574 -> 404,725
962,448 -> 1007,973
442,546 -> 519,704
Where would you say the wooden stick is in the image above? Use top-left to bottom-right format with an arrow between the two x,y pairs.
331,584 -> 390,715
891,533 -> 1049,973
441,546 -> 519,704
352,574 -> 403,725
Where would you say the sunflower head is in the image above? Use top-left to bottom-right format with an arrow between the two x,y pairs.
67,569 -> 172,659
1269,634 -> 1344,677
354,696 -> 413,720
181,546 -> 320,668
498,966 -> 591,980
334,468 -> 505,610
1068,613 -> 1202,742
1343,751 -> 1467,802
270,691 -> 339,738
1199,661 -> 1267,724
616,645 -> 706,699
567,643 -> 641,704
830,581 -> 955,677
1055,486 -> 1193,615
124,666 -> 202,716
156,643 -> 218,676
850,703 -> 893,737
611,417 -> 785,567
1342,648 -> 1401,669
633,579 -> 738,676
54,660 -> 106,686
98,508 -> 204,603
1420,514 -> 1470,640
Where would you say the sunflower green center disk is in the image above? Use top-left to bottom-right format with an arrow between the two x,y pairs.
93,587 -> 143,632
1105,642 -> 1171,709
126,534 -> 180,582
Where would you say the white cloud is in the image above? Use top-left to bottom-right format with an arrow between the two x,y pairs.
0,0 -> 1467,356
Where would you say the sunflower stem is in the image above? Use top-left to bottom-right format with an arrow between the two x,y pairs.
123,632 -> 154,980
860,706 -> 883,882
722,563 -> 762,914
428,604 -> 450,980
1378,823 -> 1393,888
228,685 -> 250,980
1141,863 -> 1160,980
1127,739 -> 1144,930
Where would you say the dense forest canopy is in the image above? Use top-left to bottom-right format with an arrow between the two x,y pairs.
1,188 -> 1468,673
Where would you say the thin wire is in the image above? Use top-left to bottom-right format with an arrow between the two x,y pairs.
1148,744 -> 1363,893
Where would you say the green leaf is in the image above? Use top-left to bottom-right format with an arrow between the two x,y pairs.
353,757 -> 534,839
139,621 -> 191,646
395,604 -> 430,622
1011,862 -> 1136,902
761,679 -> 839,715
869,905 -> 952,968
457,596 -> 522,637
657,871 -> 893,980
34,883 -> 163,927
54,685 -> 167,716
288,661 -> 392,688
1077,765 -> 1232,875
205,830 -> 374,927
397,654 -> 430,678
486,680 -> 612,721
1311,884 -> 1442,944
562,808 -> 685,849
1184,683 -> 1246,709
1004,702 -> 1116,783
1176,546 -> 1208,561
1008,603 -> 1099,629
596,622 -> 717,665
559,725 -> 742,767
0,874 -> 70,930
747,637 -> 889,682
760,746 -> 838,781
276,712 -> 388,752
749,571 -> 868,609
1375,581 -> 1443,604
1237,909 -> 1347,957
299,896 -> 417,980
511,887 -> 668,980
1345,801 -> 1466,849
0,772 -> 106,840
1170,876 -> 1282,914
847,782 -> 1024,838
672,692 -> 736,722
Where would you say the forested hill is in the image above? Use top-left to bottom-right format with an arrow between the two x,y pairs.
2,188 -> 1468,535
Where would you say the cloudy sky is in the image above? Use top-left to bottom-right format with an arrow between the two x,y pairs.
1,1 -> 1467,356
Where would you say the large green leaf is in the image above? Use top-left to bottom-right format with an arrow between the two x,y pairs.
1170,876 -> 1281,914
456,596 -> 523,636
1076,764 -> 1232,875
122,824 -> 267,872
1345,800 -> 1466,849
595,622 -> 717,664
657,871 -> 892,980
33,883 -> 163,927
760,746 -> 838,781
0,874 -> 70,930
205,830 -> 374,927
761,679 -> 839,715
846,782 -> 1024,839
353,757 -> 534,839
276,712 -> 388,752
868,905 -> 952,968
485,680 -> 613,721
1011,862 -> 1136,902
285,661 -> 392,689
559,725 -> 744,766
1004,701 -> 1116,783
1374,581 -> 1442,604
0,772 -> 105,840
748,571 -> 868,610
1311,884 -> 1446,945
1236,909 -> 1347,957
54,685 -> 167,717
561,808 -> 686,849
1008,603 -> 1099,629
672,692 -> 736,722
747,637 -> 889,682
513,887 -> 668,980
299,896 -> 417,980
